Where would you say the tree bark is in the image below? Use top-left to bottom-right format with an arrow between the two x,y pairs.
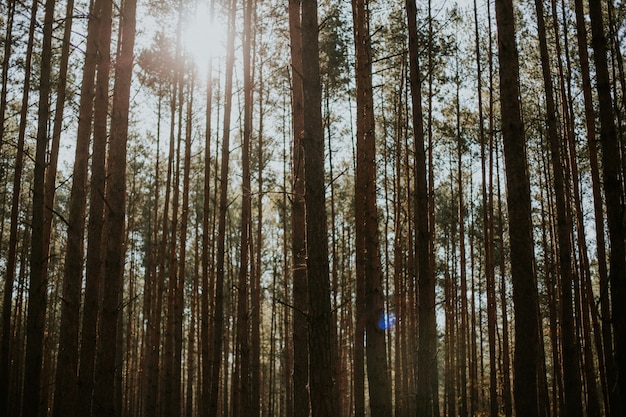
288,0 -> 310,415
208,0 -> 237,413
351,0 -> 393,415
588,0 -> 626,413
406,0 -> 438,414
494,0 -> 541,415
22,2 -> 54,415
92,0 -> 137,414
301,0 -> 340,415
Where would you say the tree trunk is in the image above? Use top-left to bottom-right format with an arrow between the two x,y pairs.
22,2 -> 54,415
533,0 -> 583,414
0,0 -> 24,413
493,0 -> 540,415
301,0 -> 340,415
351,0 -> 393,415
406,0 -> 438,414
208,0 -> 237,413
92,0 -> 137,414
588,0 -> 626,413
288,1 -> 310,415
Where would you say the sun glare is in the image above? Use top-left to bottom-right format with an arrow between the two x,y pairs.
183,2 -> 226,68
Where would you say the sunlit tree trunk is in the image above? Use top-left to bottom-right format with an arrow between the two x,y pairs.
92,0 -> 137,414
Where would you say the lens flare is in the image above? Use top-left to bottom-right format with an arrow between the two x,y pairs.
378,312 -> 397,330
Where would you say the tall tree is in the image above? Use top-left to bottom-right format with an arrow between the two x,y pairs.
406,0 -> 438,414
351,0 -> 392,415
22,2 -> 55,416
288,0 -> 310,415
588,0 -> 626,412
532,0 -> 583,414
208,0 -> 237,413
92,0 -> 137,414
493,0 -> 540,415
0,0 -> 25,413
301,0 -> 340,415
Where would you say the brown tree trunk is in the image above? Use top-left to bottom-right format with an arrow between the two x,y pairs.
288,0 -> 310,415
406,0 -> 438,414
233,0 -> 254,411
0,0 -> 24,413
494,0 -> 540,414
533,0 -> 583,414
201,2 -> 215,415
588,0 -> 626,413
92,0 -> 137,414
301,0 -> 340,415
208,0 -> 237,413
22,2 -> 54,415
351,0 -> 393,415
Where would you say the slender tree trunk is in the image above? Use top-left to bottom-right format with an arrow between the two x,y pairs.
301,0 -> 340,415
406,0 -> 437,414
351,0 -> 392,415
532,0 -> 583,414
233,0 -> 254,411
494,0 -> 540,414
92,0 -> 137,414
201,4 -> 215,417
74,2 -> 111,415
22,2 -> 54,415
0,0 -> 24,413
288,1 -> 310,415
0,0 -> 15,406
588,0 -> 626,413
208,0 -> 237,413
200,0 -> 215,417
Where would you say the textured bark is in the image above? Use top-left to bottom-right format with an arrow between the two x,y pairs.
351,0 -> 393,415
301,0 -> 340,415
22,2 -> 54,416
75,1 -> 110,414
406,0 -> 438,414
494,0 -> 540,415
92,0 -> 137,414
288,1 -> 310,415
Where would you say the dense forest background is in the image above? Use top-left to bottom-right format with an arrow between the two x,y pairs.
1,0 -> 625,415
